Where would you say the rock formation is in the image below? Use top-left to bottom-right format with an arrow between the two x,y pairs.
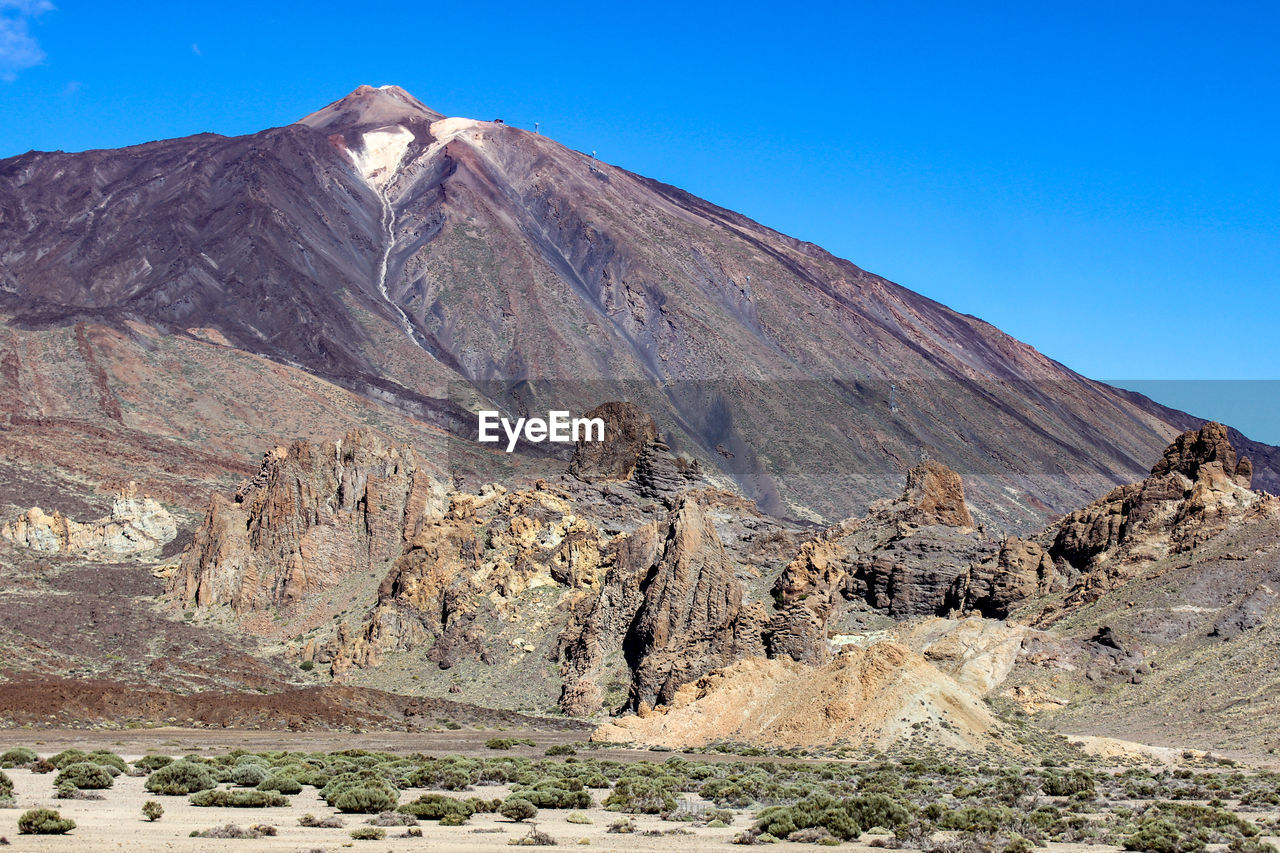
1,483 -> 176,558
171,429 -> 443,611
1049,423 -> 1264,605
557,491 -> 775,715
772,460 -> 993,621
568,402 -> 658,482
568,401 -> 701,501
960,536 -> 1062,618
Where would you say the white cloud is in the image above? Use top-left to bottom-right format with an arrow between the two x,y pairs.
0,1 -> 55,82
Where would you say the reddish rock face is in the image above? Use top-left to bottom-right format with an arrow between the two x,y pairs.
568,402 -> 658,483
901,460 -> 974,528
172,429 -> 439,612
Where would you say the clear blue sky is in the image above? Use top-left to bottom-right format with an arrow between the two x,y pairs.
1,1 -> 1278,437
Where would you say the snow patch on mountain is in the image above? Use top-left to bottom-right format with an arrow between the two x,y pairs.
347,125 -> 414,188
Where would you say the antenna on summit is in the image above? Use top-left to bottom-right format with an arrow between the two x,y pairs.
534,122 -> 540,134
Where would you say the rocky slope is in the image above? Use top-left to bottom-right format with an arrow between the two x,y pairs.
3,85 -> 1275,529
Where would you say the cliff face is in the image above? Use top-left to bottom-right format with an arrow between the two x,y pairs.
557,493 -> 774,715
171,429 -> 443,611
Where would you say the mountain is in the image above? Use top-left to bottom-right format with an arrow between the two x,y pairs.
2,84 -> 1275,531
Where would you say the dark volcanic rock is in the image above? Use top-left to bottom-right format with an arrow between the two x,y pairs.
1151,421 -> 1252,487
1048,424 -> 1266,605
569,402 -> 658,483
773,461 -> 994,620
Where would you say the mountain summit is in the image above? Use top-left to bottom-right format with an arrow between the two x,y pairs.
0,86 -> 1275,527
297,84 -> 445,131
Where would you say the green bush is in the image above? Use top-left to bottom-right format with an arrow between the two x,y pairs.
146,760 -> 217,795
399,793 -> 477,821
257,773 -> 303,795
322,773 -> 401,814
47,749 -> 89,769
0,747 -> 37,768
55,762 -> 114,790
135,754 -> 173,772
0,769 -> 12,800
350,826 -> 386,840
1124,818 -> 1207,853
86,751 -> 129,775
189,788 -> 290,808
546,744 -> 578,757
230,763 -> 270,787
143,800 -> 164,821
604,776 -> 679,813
501,797 -> 539,822
18,808 -> 76,834
487,737 -> 535,750
754,795 -> 865,842
1043,770 -> 1096,798
512,778 -> 593,809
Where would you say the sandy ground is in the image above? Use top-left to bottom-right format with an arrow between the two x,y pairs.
0,768 -> 744,851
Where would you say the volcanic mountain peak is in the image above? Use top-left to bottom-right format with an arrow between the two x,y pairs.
296,84 -> 444,132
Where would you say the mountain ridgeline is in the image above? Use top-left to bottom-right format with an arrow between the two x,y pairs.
0,84 -> 1275,528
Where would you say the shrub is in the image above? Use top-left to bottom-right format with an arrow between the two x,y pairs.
258,772 -> 303,794
0,747 -> 37,768
351,826 -> 386,840
487,737 -> 535,750
1043,771 -> 1096,798
1123,818 -> 1207,853
547,744 -> 578,757
501,797 -> 538,822
398,793 -> 476,821
0,769 -> 12,801
1229,840 -> 1279,853
513,778 -> 593,809
604,776 -> 679,813
146,760 -> 217,795
230,763 -> 270,787
369,811 -> 418,826
143,800 -> 164,822
134,754 -> 173,772
320,771 -> 398,810
18,808 -> 76,835
56,761 -> 114,790
330,783 -> 400,814
299,813 -> 345,828
190,824 -> 277,839
86,751 -> 129,775
441,812 -> 469,826
47,749 -> 89,769
189,788 -> 290,808
567,811 -> 593,824
510,825 -> 558,845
